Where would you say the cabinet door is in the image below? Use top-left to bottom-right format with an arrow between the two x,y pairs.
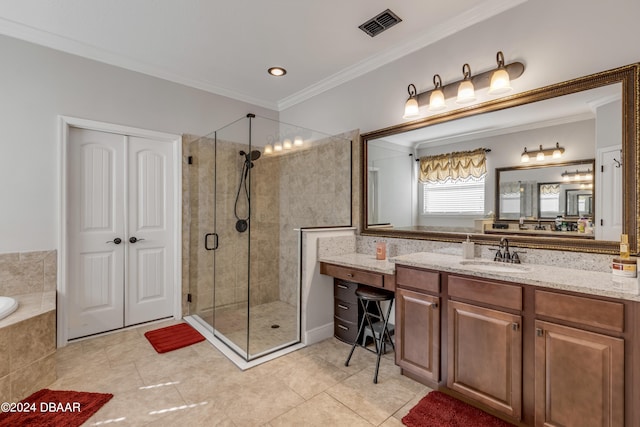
396,288 -> 440,383
448,300 -> 522,419
535,320 -> 624,427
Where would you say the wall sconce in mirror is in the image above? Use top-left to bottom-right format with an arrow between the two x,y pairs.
402,51 -> 524,118
521,142 -> 564,163
562,169 -> 593,182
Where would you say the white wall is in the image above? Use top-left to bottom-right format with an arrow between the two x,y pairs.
0,35 -> 277,253
280,0 -> 640,135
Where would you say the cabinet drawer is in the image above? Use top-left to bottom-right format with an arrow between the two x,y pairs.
334,317 -> 359,343
448,275 -> 522,311
535,290 -> 624,333
334,298 -> 358,323
322,263 -> 384,288
334,279 -> 358,302
396,266 -> 440,294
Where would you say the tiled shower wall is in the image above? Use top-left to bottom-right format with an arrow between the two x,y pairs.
182,130 -> 354,314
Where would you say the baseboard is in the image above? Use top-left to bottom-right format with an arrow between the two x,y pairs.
304,322 -> 334,345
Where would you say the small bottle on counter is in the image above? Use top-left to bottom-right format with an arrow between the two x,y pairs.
462,235 -> 475,260
376,242 -> 386,260
620,234 -> 630,259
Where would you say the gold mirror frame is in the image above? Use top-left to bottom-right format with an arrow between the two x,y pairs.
361,63 -> 639,255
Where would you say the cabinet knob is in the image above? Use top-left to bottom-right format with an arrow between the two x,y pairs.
536,328 -> 544,337
512,323 -> 520,331
432,302 -> 439,309
346,273 -> 354,278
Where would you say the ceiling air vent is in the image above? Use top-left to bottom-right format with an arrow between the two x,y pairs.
359,9 -> 402,37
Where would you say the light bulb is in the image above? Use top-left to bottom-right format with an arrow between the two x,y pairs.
264,144 -> 273,155
403,97 -> 419,119
456,80 -> 476,104
521,151 -> 529,163
489,68 -> 512,95
293,137 -> 303,147
536,151 -> 545,161
274,142 -> 283,152
283,139 -> 292,150
429,89 -> 446,111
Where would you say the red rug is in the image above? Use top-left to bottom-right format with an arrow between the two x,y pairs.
144,322 -> 205,353
402,391 -> 514,427
0,388 -> 113,427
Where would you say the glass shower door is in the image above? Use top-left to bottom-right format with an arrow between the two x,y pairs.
212,117 -> 251,357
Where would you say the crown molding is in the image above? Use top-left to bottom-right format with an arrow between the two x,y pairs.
0,17 -> 279,110
278,0 -> 528,111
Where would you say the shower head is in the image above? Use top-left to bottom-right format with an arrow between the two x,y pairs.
239,150 -> 261,162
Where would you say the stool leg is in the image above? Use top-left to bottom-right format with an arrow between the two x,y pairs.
372,301 -> 385,384
382,299 -> 395,353
345,299 -> 369,367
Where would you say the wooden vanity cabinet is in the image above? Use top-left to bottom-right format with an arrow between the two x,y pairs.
447,276 -> 523,420
320,263 -> 392,344
534,291 -> 625,427
395,267 -> 441,384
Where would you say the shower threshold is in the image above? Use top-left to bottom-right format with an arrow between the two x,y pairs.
184,315 -> 304,370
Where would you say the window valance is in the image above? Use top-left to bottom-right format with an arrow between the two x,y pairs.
419,148 -> 487,183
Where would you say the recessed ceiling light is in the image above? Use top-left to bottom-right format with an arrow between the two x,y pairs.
268,67 -> 287,77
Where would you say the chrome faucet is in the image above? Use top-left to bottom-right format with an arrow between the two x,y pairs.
494,238 -> 511,262
493,237 -> 524,263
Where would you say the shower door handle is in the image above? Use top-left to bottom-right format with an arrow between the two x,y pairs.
205,233 -> 218,250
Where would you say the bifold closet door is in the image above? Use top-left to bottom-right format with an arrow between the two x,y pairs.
67,127 -> 175,339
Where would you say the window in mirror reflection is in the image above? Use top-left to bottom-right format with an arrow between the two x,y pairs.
419,148 -> 487,215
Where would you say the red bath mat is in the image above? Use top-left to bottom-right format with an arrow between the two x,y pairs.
402,391 -> 514,427
144,322 -> 205,353
0,388 -> 113,427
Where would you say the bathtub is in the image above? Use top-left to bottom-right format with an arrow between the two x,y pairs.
0,296 -> 18,320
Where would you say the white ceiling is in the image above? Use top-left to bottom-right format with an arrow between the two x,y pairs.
0,0 -> 525,111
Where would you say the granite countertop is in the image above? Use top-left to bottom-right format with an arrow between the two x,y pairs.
319,253 -> 396,275
391,252 -> 640,302
319,251 -> 640,302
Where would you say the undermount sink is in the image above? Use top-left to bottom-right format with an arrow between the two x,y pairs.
459,260 -> 532,274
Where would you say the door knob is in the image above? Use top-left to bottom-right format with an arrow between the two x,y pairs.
129,237 -> 145,243
106,238 -> 122,244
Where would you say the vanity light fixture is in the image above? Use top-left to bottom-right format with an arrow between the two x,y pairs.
403,84 -> 420,119
264,144 -> 273,155
402,51 -> 524,118
428,75 -> 446,111
561,168 -> 592,181
268,67 -> 287,77
521,142 -> 565,162
456,64 -> 476,104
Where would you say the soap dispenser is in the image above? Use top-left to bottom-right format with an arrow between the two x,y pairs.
462,235 -> 475,260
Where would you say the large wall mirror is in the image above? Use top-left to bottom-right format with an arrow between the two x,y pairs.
361,64 -> 639,254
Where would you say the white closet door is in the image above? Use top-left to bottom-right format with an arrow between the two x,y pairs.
67,128 -> 176,339
125,136 -> 175,325
68,127 -> 126,339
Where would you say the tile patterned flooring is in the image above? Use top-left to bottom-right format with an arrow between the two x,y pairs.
52,319 -> 432,426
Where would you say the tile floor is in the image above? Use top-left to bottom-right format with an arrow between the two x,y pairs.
51,319 -> 432,426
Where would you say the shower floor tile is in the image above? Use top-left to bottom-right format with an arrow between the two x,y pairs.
52,319 -> 428,426
197,300 -> 298,356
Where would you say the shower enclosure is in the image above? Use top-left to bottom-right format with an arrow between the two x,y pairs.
184,114 -> 352,364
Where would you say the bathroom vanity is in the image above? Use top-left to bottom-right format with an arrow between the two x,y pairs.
320,252 -> 640,427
